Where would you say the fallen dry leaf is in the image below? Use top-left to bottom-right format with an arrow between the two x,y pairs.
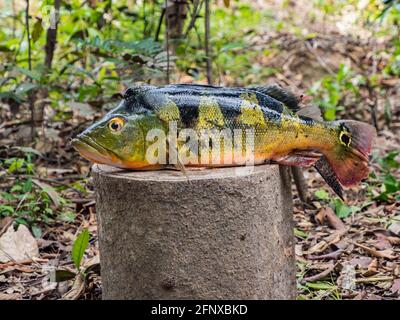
349,256 -> 373,269
388,222 -> 400,237
386,236 -> 400,245
0,292 -> 20,300
315,207 -> 346,231
337,264 -> 356,291
62,274 -> 85,300
0,217 -> 13,237
373,234 -> 392,250
353,242 -> 397,260
0,224 -> 39,263
390,279 -> 400,295
305,230 -> 347,254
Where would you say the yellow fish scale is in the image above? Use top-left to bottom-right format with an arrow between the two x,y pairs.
196,96 -> 225,130
237,93 -> 267,128
157,99 -> 180,122
254,115 -> 336,159
160,94 -> 337,166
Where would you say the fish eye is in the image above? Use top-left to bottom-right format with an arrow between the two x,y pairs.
340,131 -> 351,147
108,117 -> 125,132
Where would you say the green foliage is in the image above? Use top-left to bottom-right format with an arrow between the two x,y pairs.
314,189 -> 330,200
72,228 -> 90,270
309,64 -> 363,120
331,199 -> 361,218
369,151 -> 400,202
313,0 -> 344,15
384,38 -> 400,76
0,152 -> 72,229
377,1 -> 400,77
296,261 -> 341,300
313,188 -> 361,218
174,2 -> 279,84
294,228 -> 309,239
5,157 -> 34,174
378,0 -> 400,22
0,0 -> 167,114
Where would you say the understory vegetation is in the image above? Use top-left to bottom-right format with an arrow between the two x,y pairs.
0,0 -> 399,300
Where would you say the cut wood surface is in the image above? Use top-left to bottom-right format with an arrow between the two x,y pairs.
92,164 -> 295,299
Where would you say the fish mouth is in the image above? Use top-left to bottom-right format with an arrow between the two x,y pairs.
71,135 -> 121,166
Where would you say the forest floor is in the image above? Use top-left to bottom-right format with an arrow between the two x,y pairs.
0,2 -> 399,300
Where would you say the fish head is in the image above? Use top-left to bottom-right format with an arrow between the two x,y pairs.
71,113 -> 146,168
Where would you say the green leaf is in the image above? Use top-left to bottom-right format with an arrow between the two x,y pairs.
220,43 -> 245,54
12,146 -> 43,157
58,211 -> 76,222
49,269 -> 77,282
72,228 -> 90,270
305,281 -> 337,290
315,189 -> 330,200
294,228 -> 309,239
378,151 -> 400,171
15,217 -> 28,226
332,199 -> 360,218
16,67 -> 41,81
15,83 -> 38,96
384,98 -> 392,124
8,158 -> 25,173
0,205 -> 14,215
22,178 -> 32,193
32,20 -> 44,43
31,224 -> 42,238
383,174 -> 399,193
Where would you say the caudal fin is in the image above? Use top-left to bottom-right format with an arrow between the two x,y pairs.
324,120 -> 376,188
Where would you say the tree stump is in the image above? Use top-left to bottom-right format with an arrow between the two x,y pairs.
92,164 -> 296,300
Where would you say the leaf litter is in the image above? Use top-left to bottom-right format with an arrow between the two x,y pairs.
0,1 -> 399,300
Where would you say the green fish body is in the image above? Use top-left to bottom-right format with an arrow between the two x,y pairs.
72,84 -> 376,198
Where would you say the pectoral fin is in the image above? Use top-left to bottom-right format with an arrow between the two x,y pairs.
273,150 -> 322,167
273,154 -> 321,167
166,135 -> 189,179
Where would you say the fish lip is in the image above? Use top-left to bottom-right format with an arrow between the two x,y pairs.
72,135 -> 106,153
71,135 -> 118,162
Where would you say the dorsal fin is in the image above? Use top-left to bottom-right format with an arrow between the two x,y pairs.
248,84 -> 300,112
123,85 -> 155,103
297,104 -> 323,121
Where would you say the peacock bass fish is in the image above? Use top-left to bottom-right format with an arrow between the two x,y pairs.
71,84 -> 376,199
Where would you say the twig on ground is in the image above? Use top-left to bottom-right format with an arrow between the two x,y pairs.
301,262 -> 336,284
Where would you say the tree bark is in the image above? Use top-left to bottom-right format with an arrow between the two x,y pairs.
33,0 -> 61,132
92,164 -> 296,300
291,167 -> 308,203
205,0 -> 212,84
44,0 -> 61,69
165,0 -> 188,41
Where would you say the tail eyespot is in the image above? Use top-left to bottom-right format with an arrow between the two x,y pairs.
108,117 -> 125,133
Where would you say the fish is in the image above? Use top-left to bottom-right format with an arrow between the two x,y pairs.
71,84 -> 376,198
